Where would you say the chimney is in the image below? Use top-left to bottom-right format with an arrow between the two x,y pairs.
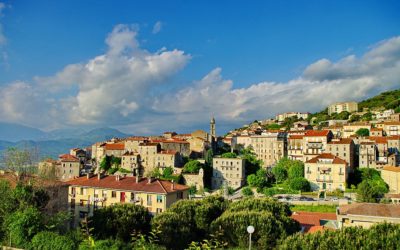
116,175 -> 120,181
97,173 -> 101,180
171,180 -> 175,190
147,176 -> 152,184
86,173 -> 91,179
136,175 -> 140,183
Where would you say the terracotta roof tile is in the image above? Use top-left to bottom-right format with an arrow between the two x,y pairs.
328,138 -> 353,144
59,154 -> 80,162
305,130 -> 331,137
306,153 -> 347,164
338,203 -> 400,218
289,135 -> 304,140
104,143 -> 125,150
367,136 -> 388,144
66,175 -> 189,194
291,211 -> 337,233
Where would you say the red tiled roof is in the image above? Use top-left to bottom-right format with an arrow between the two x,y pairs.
104,143 -> 125,150
367,136 -> 388,144
304,130 -> 330,137
291,211 -> 337,233
59,154 -> 79,162
328,138 -> 353,145
370,128 -> 383,131
66,175 -> 188,194
383,121 -> 400,125
338,203 -> 400,218
306,153 -> 347,164
289,135 -> 304,140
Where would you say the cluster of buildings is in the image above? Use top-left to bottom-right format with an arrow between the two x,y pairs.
224,103 -> 400,196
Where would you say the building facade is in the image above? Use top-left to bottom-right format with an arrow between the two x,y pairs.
66,175 -> 189,227
305,153 -> 348,191
328,102 -> 358,116
212,157 -> 245,190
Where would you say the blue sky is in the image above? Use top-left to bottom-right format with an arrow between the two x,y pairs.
0,1 -> 399,135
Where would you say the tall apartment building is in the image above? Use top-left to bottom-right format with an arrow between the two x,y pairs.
302,130 -> 333,162
288,135 -> 304,161
250,132 -> 287,168
67,175 -> 189,227
275,112 -> 309,122
212,157 -> 245,190
359,141 -> 378,169
328,102 -> 358,116
326,138 -> 355,169
305,153 -> 349,191
342,123 -> 371,138
381,166 -> 400,194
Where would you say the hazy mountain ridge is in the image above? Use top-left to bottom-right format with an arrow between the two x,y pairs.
0,127 -> 130,159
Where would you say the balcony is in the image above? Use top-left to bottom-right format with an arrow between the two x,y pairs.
316,179 -> 333,183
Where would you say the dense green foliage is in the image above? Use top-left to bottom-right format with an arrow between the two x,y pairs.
355,128 -> 370,137
241,186 -> 254,196
90,204 -> 151,242
239,147 -> 263,175
288,177 -> 311,192
31,231 -> 75,250
247,168 -> 268,188
211,198 -> 299,249
358,89 -> 400,111
152,196 -> 228,249
278,223 -> 400,250
355,168 -> 388,202
99,155 -> 121,172
221,152 -> 237,158
183,160 -> 203,173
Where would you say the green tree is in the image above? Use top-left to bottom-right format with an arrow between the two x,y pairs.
247,168 -> 268,188
90,204 -> 151,242
241,187 -> 254,196
240,146 -> 263,175
162,167 -> 174,178
288,177 -> 310,191
99,156 -> 111,172
355,128 -> 370,137
272,165 -> 287,183
211,198 -> 299,249
349,114 -> 361,122
4,206 -> 44,248
357,180 -> 379,202
183,160 -> 202,173
31,231 -> 75,250
221,152 -> 237,158
287,161 -> 304,179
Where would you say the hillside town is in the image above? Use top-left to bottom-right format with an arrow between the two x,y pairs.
1,91 -> 400,249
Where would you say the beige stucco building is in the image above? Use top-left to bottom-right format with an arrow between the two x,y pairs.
275,112 -> 309,122
305,153 -> 348,191
302,130 -> 333,162
250,132 -> 286,168
328,101 -> 358,116
288,135 -> 304,161
337,203 -> 400,228
326,138 -> 355,169
66,175 -> 189,227
381,166 -> 400,194
212,157 -> 245,190
342,122 -> 371,138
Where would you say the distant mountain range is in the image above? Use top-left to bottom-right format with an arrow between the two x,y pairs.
0,124 -> 130,159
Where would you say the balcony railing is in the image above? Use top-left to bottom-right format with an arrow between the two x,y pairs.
316,179 -> 333,183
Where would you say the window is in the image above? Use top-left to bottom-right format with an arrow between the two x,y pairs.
79,199 -> 86,206
157,195 -> 163,203
79,211 -> 88,219
80,187 -> 84,195
130,192 -> 135,201
156,208 -> 163,213
147,195 -> 152,206
177,191 -> 183,199
112,191 -> 116,198
102,190 -> 107,197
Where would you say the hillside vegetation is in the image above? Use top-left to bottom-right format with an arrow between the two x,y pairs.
358,89 -> 400,111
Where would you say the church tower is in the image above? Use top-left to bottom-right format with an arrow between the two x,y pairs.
210,116 -> 216,139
